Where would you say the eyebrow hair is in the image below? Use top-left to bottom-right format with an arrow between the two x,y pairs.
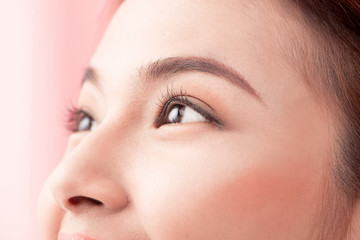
82,67 -> 98,86
82,56 -> 262,102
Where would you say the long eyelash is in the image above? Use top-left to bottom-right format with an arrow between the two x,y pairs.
65,103 -> 85,133
156,85 -> 186,106
155,85 -> 188,119
65,105 -> 79,132
155,85 -> 223,128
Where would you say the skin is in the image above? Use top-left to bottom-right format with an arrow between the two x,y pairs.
38,0 -> 340,239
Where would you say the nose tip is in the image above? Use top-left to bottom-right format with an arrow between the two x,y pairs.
49,165 -> 129,214
48,119 -> 133,215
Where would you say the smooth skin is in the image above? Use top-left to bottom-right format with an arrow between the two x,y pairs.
38,0 -> 336,239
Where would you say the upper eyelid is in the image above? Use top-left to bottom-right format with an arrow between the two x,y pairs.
182,94 -> 215,111
75,109 -> 93,121
154,95 -> 222,128
156,95 -> 190,122
77,107 -> 98,122
70,108 -> 96,132
178,97 -> 223,127
75,85 -> 223,129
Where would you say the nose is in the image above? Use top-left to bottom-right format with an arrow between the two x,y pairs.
49,126 -> 129,214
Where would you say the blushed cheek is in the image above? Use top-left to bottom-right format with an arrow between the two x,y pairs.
136,160 -> 322,240
204,169 -> 319,238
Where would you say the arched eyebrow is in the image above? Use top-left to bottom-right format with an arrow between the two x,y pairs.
82,56 -> 263,102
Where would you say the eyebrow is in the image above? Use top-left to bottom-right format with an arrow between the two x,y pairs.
82,56 -> 262,102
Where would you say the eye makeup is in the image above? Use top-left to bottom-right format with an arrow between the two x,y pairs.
66,105 -> 97,132
154,86 -> 223,128
65,84 -> 223,133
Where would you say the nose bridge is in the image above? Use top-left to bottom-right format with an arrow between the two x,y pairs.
50,119 -> 132,213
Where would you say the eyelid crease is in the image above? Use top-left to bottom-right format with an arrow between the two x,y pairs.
177,97 -> 223,128
154,86 -> 223,128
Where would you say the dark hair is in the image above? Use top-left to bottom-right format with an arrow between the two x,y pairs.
285,0 -> 360,195
283,0 -> 360,238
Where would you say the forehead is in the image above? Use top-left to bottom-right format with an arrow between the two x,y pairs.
91,0 -> 306,104
94,0 -> 270,62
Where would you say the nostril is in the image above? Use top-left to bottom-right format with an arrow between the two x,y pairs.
68,196 -> 103,206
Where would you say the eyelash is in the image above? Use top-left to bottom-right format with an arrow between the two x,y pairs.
66,105 -> 94,133
65,87 -> 222,132
154,86 -> 222,128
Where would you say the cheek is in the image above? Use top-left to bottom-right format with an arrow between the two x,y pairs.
131,136 -> 323,240
37,179 -> 64,240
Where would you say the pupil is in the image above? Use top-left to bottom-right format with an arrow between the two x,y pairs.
168,105 -> 185,123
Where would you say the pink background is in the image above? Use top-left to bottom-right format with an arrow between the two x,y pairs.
0,1 -> 116,239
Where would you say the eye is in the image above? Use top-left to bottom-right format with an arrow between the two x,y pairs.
166,103 -> 207,124
67,108 -> 98,132
77,113 -> 98,131
155,95 -> 222,128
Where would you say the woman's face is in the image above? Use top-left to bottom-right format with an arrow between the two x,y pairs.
38,0 -> 334,239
